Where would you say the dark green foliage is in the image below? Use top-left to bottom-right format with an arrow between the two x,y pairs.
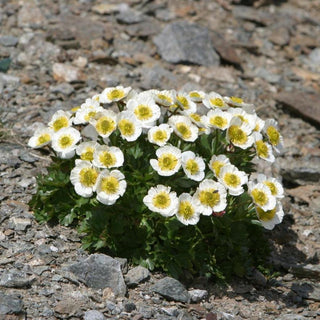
29,130 -> 270,281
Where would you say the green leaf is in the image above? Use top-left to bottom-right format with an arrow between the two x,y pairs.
0,58 -> 11,72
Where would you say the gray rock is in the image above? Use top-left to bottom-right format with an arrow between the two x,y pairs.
17,0 -> 46,28
290,264 -> 320,280
188,289 -> 208,303
9,217 -> 32,231
152,277 -> 190,303
84,310 -> 107,320
155,8 -> 176,21
68,254 -> 126,296
125,266 -> 150,287
275,315 -> 307,320
116,9 -> 147,24
139,65 -> 178,90
255,67 -> 281,84
153,21 -> 220,66
0,293 -> 24,315
308,48 -> 320,66
0,35 -> 19,47
0,269 -> 35,288
0,73 -> 20,86
50,83 -> 74,96
178,309 -> 195,320
291,281 -> 320,301
123,301 -> 136,313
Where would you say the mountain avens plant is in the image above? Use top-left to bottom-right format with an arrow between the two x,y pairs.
29,87 -> 284,279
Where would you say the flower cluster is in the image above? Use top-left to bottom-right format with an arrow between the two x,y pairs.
29,86 -> 284,230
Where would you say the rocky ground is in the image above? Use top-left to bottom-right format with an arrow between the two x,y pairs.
1,0 -> 320,319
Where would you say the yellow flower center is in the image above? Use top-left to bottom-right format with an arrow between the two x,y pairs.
52,117 -> 69,132
256,206 -> 276,222
84,111 -> 97,122
223,173 -> 240,188
158,154 -> 178,171
79,167 -> 98,187
211,161 -> 224,177
178,201 -> 195,219
230,96 -> 243,104
210,116 -> 227,128
185,159 -> 199,175
251,189 -> 268,206
99,151 -> 116,168
189,91 -> 201,99
210,97 -> 224,107
152,191 -> 171,209
134,105 -> 153,121
100,176 -> 119,195
153,130 -> 167,143
157,94 -> 172,104
80,148 -> 94,161
256,140 -> 269,158
199,189 -> 220,207
107,89 -> 125,101
176,123 -> 191,139
177,96 -> 189,109
118,119 -> 135,136
266,126 -> 280,146
228,125 -> 247,145
58,135 -> 74,149
36,133 -> 51,146
71,106 -> 80,112
264,181 -> 277,196
190,113 -> 201,122
96,116 -> 116,135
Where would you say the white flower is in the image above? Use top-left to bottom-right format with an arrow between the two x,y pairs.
203,92 -> 228,109
96,169 -> 127,205
263,119 -> 284,154
93,145 -> 124,169
168,115 -> 199,142
176,193 -> 201,225
203,109 -> 232,130
126,96 -> 161,127
117,111 -> 142,141
28,126 -> 52,149
253,116 -> 265,133
89,110 -> 117,139
76,141 -> 99,162
194,179 -> 227,215
228,108 -> 256,131
48,110 -> 72,132
148,124 -> 173,146
255,202 -> 284,230
188,90 -> 205,103
73,99 -> 104,125
209,154 -> 231,178
218,164 -> 248,196
223,96 -> 254,109
256,174 -> 284,199
175,92 -> 197,113
248,181 -> 276,211
252,132 -> 275,162
150,145 -> 181,176
154,90 -> 176,107
70,160 -> 99,197
99,86 -> 131,104
143,185 -> 178,217
51,127 -> 81,159
181,151 -> 205,181
227,117 -> 254,149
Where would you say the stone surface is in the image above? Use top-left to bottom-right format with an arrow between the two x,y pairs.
68,254 -> 126,296
0,293 -> 24,315
152,277 -> 190,303
84,310 -> 107,320
153,21 -> 220,66
0,35 -> 19,47
52,63 -> 85,83
125,266 -> 150,287
276,91 -> 320,126
188,289 -> 208,303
